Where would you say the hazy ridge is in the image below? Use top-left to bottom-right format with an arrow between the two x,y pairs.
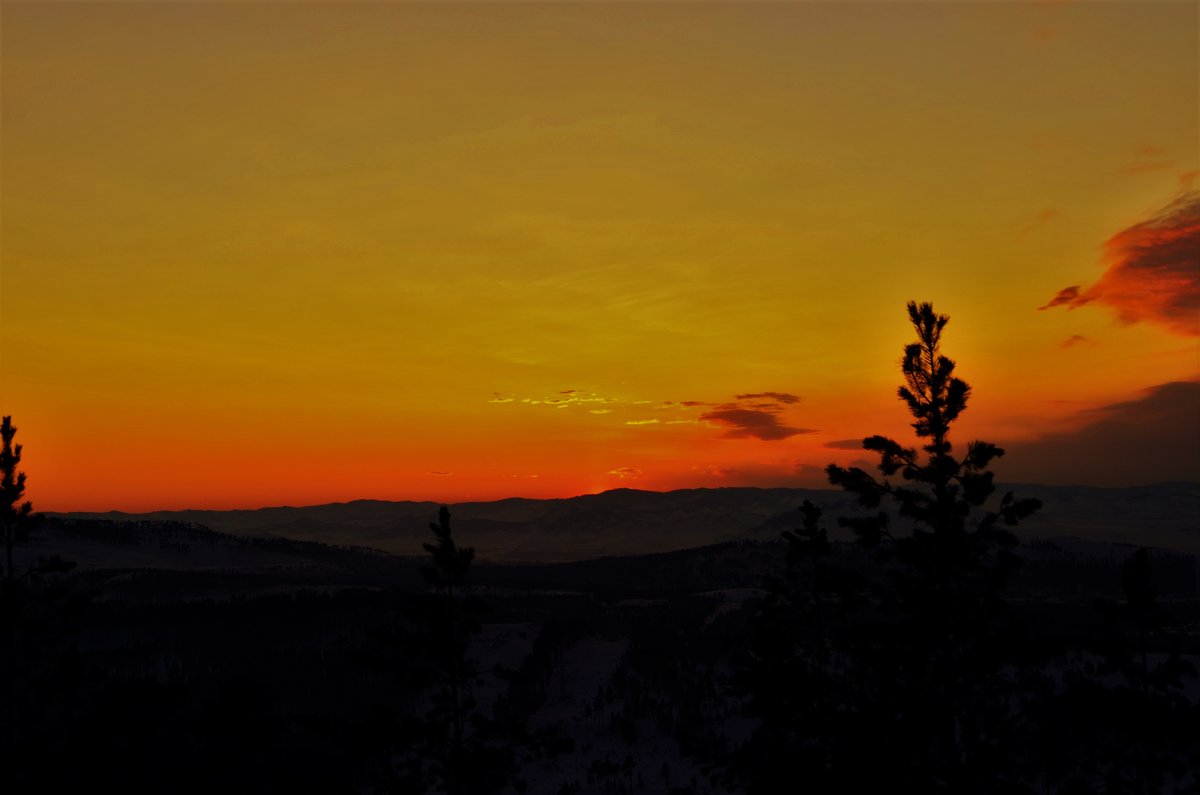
46,482 -> 1200,563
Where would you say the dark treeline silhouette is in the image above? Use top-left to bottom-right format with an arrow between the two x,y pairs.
2,306 -> 1199,793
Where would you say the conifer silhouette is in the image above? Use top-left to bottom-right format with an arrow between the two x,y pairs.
826,302 -> 1041,617
1,416 -> 34,584
827,301 -> 1041,546
820,301 -> 1042,788
420,507 -> 479,795
423,506 -> 474,597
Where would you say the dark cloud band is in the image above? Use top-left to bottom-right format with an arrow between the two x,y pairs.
699,408 -> 814,441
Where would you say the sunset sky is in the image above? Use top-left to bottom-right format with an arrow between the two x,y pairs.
2,1 -> 1197,511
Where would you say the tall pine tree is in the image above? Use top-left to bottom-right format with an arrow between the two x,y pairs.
823,301 -> 1041,789
826,301 -> 1040,599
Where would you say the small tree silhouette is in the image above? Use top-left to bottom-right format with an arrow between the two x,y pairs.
423,506 -> 474,600
1,416 -> 34,584
740,499 -> 864,791
421,506 -> 477,795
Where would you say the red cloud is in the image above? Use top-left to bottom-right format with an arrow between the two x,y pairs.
1039,191 -> 1200,336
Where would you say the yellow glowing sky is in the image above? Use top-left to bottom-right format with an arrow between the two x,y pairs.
2,2 -> 1197,510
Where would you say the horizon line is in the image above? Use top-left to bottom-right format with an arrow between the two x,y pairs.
41,480 -> 1200,516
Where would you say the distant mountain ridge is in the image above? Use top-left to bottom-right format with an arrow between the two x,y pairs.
50,483 -> 1200,562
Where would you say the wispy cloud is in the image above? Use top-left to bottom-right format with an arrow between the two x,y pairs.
1039,191 -> 1199,336
1121,160 -> 1173,176
608,467 -> 642,479
735,392 -> 800,404
1020,208 -> 1059,240
427,471 -> 453,476
494,389 -> 619,407
498,387 -> 811,440
1039,285 -> 1083,311
1118,143 -> 1174,176
1060,334 -> 1096,348
691,465 -> 739,479
824,438 -> 866,450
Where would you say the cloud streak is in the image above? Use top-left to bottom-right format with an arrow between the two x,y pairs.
1039,285 -> 1083,311
498,386 -> 812,441
1040,191 -> 1200,336
699,408 -> 814,441
824,438 -> 866,450
735,392 -> 800,404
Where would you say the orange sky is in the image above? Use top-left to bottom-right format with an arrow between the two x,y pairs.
2,2 -> 1197,511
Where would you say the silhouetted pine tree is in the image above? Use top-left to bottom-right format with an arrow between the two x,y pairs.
1,416 -> 33,584
826,301 -> 1040,551
413,508 -> 516,794
1,416 -> 84,794
820,301 -> 1041,789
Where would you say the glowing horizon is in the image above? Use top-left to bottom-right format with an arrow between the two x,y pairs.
2,2 -> 1197,512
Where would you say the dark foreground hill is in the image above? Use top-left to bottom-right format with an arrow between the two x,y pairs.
23,515 -> 1200,603
9,486 -> 1200,794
